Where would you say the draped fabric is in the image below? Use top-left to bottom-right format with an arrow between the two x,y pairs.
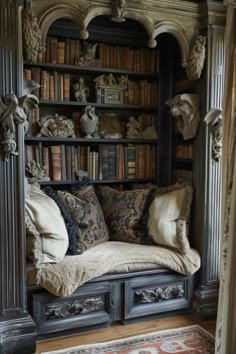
215,3 -> 236,353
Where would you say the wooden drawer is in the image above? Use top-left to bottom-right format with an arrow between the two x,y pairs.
32,281 -> 116,335
124,273 -> 193,320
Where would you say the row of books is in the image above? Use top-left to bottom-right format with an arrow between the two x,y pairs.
36,36 -> 159,73
175,144 -> 193,159
25,144 -> 156,181
24,68 -> 70,101
99,43 -> 159,72
173,169 -> 192,184
24,68 -> 158,106
128,80 -> 158,106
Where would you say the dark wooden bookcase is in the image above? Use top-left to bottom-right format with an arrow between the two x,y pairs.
23,17 -> 181,188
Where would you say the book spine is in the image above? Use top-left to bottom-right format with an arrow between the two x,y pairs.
57,41 -> 65,64
60,145 -> 66,180
65,145 -> 72,180
51,145 -> 62,181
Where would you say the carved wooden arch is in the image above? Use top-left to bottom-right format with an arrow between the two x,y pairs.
38,4 -> 85,46
83,6 -> 154,43
151,21 -> 190,68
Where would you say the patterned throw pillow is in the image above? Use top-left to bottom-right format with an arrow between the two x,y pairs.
148,184 -> 193,253
96,186 -> 153,244
58,185 -> 109,254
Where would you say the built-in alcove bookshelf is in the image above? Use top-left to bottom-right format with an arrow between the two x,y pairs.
24,16 -> 191,188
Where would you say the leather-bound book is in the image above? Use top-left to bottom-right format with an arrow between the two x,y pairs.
51,145 -> 62,181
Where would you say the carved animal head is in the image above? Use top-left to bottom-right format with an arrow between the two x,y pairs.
166,94 -> 200,140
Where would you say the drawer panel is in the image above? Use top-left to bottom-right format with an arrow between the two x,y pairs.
32,281 -> 116,335
124,273 -> 194,320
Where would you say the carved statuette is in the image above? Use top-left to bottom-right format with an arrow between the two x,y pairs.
26,160 -> 50,182
185,35 -> 206,80
73,78 -> 90,103
37,114 -> 75,138
75,42 -> 99,67
204,108 -> 223,162
111,0 -> 127,22
126,116 -> 141,138
0,87 -> 39,161
135,285 -> 184,304
22,1 -> 43,64
80,106 -> 99,138
166,94 -> 200,140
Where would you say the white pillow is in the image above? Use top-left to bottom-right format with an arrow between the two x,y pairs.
26,184 -> 68,263
148,185 -> 193,253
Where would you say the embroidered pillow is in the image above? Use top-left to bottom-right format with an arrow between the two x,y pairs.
96,186 -> 152,244
58,185 -> 109,254
148,184 -> 193,253
25,183 -> 69,263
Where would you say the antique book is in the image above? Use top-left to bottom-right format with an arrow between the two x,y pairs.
51,145 -> 62,181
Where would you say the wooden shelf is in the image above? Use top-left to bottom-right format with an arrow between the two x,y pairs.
25,62 -> 159,79
25,137 -> 158,145
39,99 -> 157,111
39,178 -> 156,186
174,158 -> 193,164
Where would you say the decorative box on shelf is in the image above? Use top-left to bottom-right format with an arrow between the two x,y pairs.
95,73 -> 128,104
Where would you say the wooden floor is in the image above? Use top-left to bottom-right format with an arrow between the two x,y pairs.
36,314 -> 216,353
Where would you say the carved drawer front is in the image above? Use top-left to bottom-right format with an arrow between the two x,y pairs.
124,273 -> 193,320
32,281 -> 116,335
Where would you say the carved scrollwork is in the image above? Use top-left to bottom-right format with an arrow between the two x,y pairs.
0,87 -> 39,161
224,0 -> 236,6
111,0 -> 127,23
37,114 -> 75,138
135,285 -> 184,304
23,0 -> 43,64
185,35 -> 206,80
204,108 -> 223,162
44,297 -> 104,321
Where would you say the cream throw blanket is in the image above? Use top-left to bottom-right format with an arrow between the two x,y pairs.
36,241 -> 201,296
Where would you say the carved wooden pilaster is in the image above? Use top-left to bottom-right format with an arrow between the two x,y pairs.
0,1 -> 36,353
192,26 -> 225,318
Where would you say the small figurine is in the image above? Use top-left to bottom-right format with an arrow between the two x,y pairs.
117,75 -> 128,89
111,0 -> 127,23
126,116 -> 141,138
73,77 -> 90,103
80,106 -> 100,138
75,42 -> 99,67
25,160 -> 50,181
107,73 -> 117,86
75,170 -> 89,181
94,74 -> 107,89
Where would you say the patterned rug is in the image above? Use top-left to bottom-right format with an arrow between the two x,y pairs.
42,325 -> 215,354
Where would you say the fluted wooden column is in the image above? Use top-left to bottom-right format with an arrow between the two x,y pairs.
0,1 -> 36,353
192,25 -> 225,318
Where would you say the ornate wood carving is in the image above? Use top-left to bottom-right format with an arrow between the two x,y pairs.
111,0 -> 127,23
185,35 -> 206,80
23,0 -> 43,64
224,0 -> 236,6
166,94 -> 200,140
37,113 -> 75,137
25,160 -> 50,182
135,285 -> 184,304
204,108 -> 223,162
0,90 -> 38,161
44,297 -> 104,321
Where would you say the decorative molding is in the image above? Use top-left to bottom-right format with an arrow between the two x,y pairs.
204,108 -> 223,162
37,113 -> 75,138
23,0 -> 43,64
166,94 -> 200,140
111,0 -> 127,23
185,35 -> 206,80
151,22 -> 190,66
44,297 -> 104,321
0,90 -> 38,160
135,285 -> 184,304
224,0 -> 236,7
